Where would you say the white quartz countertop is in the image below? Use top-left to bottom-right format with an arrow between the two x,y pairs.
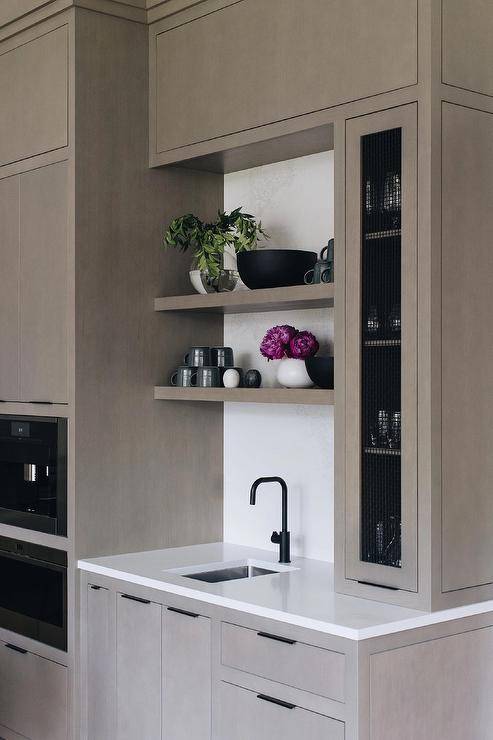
78,542 -> 493,641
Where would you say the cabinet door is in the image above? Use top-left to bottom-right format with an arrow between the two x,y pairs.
116,593 -> 161,740
152,0 -> 417,158
217,682 -> 344,740
87,584 -> 115,740
19,161 -> 69,403
0,175 -> 20,400
162,606 -> 211,740
345,105 -> 418,590
0,25 -> 68,167
0,640 -> 67,740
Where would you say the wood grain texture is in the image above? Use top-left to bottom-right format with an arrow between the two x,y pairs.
0,24 -> 68,167
441,103 -> 493,592
221,622 -> 345,703
370,626 -> 493,739
217,681 -> 345,740
154,387 -> 335,405
0,641 -> 68,740
162,608 -> 211,740
155,283 -> 334,315
116,595 -> 161,740
442,0 -> 493,96
152,0 -> 417,155
0,176 -> 20,400
73,9 -> 224,558
19,161 -> 69,403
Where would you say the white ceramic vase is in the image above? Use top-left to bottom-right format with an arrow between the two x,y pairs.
276,358 -> 314,388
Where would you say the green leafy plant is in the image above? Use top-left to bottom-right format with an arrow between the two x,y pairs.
164,207 -> 268,279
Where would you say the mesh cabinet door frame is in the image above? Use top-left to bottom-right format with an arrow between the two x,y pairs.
345,104 -> 418,592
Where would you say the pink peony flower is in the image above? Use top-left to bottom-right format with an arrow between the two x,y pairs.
260,325 -> 296,360
289,330 -> 319,359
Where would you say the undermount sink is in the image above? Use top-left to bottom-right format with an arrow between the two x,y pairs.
166,558 -> 297,584
183,564 -> 277,583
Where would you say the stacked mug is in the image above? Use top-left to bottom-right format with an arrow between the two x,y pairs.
170,346 -> 243,388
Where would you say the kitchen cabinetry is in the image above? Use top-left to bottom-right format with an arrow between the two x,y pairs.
0,639 -> 67,740
163,606 -> 212,740
84,589 -> 213,739
0,160 -> 68,403
86,585 -> 114,740
0,24 -> 68,168
149,0 -> 417,165
0,175 -> 19,400
217,681 -> 345,740
116,593 -> 162,740
344,104 -> 417,592
19,161 -> 69,403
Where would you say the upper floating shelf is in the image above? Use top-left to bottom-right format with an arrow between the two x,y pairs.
154,283 -> 334,315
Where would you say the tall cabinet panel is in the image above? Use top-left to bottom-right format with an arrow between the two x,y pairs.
116,594 -> 162,740
345,105 -> 417,591
19,161 -> 69,403
0,176 -> 20,401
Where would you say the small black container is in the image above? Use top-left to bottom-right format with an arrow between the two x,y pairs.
238,249 -> 317,289
305,356 -> 334,389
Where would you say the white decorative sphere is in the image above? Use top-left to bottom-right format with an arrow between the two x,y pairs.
222,369 -> 241,388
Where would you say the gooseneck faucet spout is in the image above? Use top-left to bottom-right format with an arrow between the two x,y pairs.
249,477 -> 290,563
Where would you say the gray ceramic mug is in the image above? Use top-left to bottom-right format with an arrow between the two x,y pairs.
183,346 -> 211,367
196,366 -> 221,387
170,366 -> 198,387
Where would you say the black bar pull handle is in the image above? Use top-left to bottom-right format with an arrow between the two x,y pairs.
120,593 -> 151,605
167,606 -> 199,618
90,585 -> 101,590
257,631 -> 296,645
5,643 -> 28,655
29,400 -> 54,405
257,694 -> 295,710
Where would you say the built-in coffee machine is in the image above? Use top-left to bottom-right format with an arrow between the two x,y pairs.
0,415 -> 67,536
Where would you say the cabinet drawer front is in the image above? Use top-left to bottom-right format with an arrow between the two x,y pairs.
153,0 -> 417,155
217,681 -> 344,740
0,25 -> 68,168
0,641 -> 67,740
221,622 -> 345,702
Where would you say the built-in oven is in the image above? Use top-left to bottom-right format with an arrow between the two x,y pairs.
0,415 -> 67,536
0,536 -> 67,651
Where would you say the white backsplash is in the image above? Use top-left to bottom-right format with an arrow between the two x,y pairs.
223,151 -> 335,562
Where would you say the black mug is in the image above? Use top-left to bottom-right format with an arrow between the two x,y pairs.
196,366 -> 221,388
170,366 -> 197,387
211,346 -> 234,367
183,346 -> 211,367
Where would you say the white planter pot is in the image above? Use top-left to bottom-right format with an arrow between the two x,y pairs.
276,358 -> 314,388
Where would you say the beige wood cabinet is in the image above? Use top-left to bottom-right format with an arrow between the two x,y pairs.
0,25 -> 68,168
150,0 -> 418,164
0,161 -> 69,403
0,639 -> 68,740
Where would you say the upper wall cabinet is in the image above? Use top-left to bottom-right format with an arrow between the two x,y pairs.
442,0 -> 493,96
150,0 -> 418,164
0,25 -> 68,168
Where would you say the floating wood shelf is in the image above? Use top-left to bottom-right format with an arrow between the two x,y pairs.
154,386 -> 334,405
154,283 -> 334,315
364,447 -> 401,456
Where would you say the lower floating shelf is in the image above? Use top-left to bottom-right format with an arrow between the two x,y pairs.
154,386 -> 335,405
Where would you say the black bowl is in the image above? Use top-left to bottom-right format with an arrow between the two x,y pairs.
237,249 -> 317,290
305,356 -> 334,389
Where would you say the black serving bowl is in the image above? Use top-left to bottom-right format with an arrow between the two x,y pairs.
237,249 -> 317,290
305,356 -> 334,389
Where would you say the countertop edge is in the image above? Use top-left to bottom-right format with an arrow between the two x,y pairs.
78,560 -> 363,641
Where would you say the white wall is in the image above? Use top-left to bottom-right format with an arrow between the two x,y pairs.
223,152 -> 335,562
